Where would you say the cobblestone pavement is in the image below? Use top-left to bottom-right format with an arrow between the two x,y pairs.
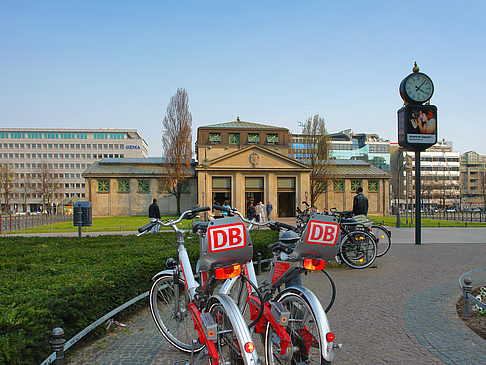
66,227 -> 486,364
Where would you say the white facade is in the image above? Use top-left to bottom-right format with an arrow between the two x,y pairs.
0,128 -> 147,213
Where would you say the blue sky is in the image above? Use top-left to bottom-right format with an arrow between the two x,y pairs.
1,0 -> 485,157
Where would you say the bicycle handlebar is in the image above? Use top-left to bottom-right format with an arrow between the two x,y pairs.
137,206 -> 210,234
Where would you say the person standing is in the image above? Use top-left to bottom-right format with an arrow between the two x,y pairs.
256,201 -> 266,222
148,198 -> 161,219
247,202 -> 256,220
266,201 -> 273,220
352,187 -> 368,217
222,200 -> 231,216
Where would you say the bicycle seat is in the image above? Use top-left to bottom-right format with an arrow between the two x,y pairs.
268,241 -> 296,255
192,221 -> 210,233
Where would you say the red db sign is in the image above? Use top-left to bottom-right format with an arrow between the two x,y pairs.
208,223 -> 247,253
305,220 -> 339,246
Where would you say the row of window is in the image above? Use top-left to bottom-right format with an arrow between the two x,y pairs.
97,179 -> 190,194
333,179 -> 379,192
6,192 -> 86,199
4,170 -> 82,180
208,132 -> 279,145
1,142 -> 126,150
2,152 -> 124,161
0,132 -> 125,140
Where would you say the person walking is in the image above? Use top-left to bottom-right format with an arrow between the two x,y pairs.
352,187 -> 368,217
148,199 -> 161,233
256,201 -> 266,222
266,201 -> 273,220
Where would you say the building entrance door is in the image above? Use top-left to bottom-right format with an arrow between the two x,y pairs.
278,192 -> 295,217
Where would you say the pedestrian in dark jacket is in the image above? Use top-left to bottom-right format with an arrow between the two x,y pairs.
148,199 -> 161,219
352,187 -> 368,216
247,202 -> 256,220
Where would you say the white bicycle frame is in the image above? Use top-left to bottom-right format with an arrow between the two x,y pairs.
145,211 -> 259,365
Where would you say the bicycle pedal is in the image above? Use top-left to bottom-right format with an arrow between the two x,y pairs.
270,301 -> 290,327
334,255 -> 342,265
333,343 -> 343,349
200,312 -> 218,341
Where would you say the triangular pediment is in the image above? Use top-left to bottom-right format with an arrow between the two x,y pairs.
203,145 -> 310,170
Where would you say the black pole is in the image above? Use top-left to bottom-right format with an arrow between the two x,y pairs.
77,209 -> 83,238
415,150 -> 421,245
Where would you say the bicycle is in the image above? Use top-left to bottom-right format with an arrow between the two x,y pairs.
328,209 -> 377,269
370,224 -> 391,257
138,206 -> 259,365
215,205 -> 339,365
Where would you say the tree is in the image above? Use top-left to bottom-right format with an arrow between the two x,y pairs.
161,88 -> 193,215
0,164 -> 16,214
300,115 -> 332,207
31,162 -> 59,213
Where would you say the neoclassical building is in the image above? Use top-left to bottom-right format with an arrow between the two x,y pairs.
83,120 -> 391,217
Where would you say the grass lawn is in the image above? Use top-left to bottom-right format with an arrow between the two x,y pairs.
9,216 -> 190,234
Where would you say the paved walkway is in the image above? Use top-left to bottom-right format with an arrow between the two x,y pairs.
63,227 -> 486,364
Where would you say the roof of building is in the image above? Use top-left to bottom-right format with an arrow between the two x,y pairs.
326,159 -> 390,177
82,158 -> 196,177
199,119 -> 288,131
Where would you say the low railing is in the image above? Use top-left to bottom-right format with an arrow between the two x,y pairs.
0,214 -> 72,234
421,211 -> 485,223
458,268 -> 486,319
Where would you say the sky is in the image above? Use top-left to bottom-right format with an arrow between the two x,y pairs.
1,0 -> 485,157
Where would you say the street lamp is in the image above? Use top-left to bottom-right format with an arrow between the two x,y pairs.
396,148 -> 405,228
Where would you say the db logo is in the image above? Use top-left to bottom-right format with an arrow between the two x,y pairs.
208,223 -> 247,252
305,221 -> 339,246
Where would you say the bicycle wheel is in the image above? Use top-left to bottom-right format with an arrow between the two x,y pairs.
339,230 -> 377,269
207,297 -> 246,365
150,274 -> 204,353
371,225 -> 391,257
264,290 -> 330,365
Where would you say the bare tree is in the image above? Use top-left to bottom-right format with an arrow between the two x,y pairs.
0,164 -> 16,214
300,115 -> 332,207
31,162 -> 59,213
162,88 -> 193,215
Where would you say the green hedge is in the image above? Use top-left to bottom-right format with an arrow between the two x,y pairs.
0,230 -> 278,364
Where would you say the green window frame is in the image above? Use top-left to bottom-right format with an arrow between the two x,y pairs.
158,180 -> 168,193
97,179 -> 110,192
248,133 -> 260,143
368,180 -> 379,192
229,133 -> 240,144
118,179 -> 130,193
351,180 -> 363,191
333,180 -> 344,192
137,179 -> 150,193
209,132 -> 221,144
266,133 -> 279,144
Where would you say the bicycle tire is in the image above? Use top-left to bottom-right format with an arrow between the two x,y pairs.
264,290 -> 331,365
339,230 -> 377,269
371,225 -> 391,257
149,274 -> 205,353
207,297 -> 246,365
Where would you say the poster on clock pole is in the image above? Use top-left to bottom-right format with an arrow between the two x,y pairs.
398,104 -> 437,151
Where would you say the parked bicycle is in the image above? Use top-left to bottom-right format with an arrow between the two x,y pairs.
215,205 -> 339,365
138,206 -> 259,365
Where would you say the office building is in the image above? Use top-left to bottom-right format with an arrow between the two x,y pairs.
0,128 -> 147,213
460,151 -> 486,209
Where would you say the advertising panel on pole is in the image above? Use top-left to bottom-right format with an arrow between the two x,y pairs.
398,104 -> 437,151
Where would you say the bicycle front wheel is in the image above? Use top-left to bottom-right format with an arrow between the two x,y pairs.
150,274 -> 204,353
339,230 -> 377,269
264,290 -> 330,364
371,225 -> 391,257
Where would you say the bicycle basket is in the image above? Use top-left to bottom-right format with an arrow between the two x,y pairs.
199,217 -> 253,272
289,212 -> 341,261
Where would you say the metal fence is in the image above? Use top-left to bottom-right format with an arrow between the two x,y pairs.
458,268 -> 486,319
0,214 -> 72,234
421,211 -> 485,223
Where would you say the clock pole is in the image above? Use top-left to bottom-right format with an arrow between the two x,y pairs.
397,62 -> 438,245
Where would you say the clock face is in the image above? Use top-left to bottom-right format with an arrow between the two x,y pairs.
403,73 -> 434,103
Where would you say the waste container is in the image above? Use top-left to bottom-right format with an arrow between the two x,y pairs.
73,201 -> 92,227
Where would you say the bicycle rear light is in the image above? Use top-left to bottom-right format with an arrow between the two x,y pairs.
244,342 -> 255,353
215,264 -> 241,279
303,259 -> 326,271
326,332 -> 335,342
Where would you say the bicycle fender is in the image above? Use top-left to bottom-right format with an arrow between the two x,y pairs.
210,293 -> 259,365
150,270 -> 175,282
277,285 -> 334,363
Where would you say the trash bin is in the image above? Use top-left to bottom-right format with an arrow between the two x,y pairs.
73,201 -> 92,227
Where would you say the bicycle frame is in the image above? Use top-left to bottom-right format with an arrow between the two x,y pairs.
140,208 -> 259,365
